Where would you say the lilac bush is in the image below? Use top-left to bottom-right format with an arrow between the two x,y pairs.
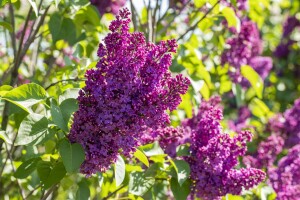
68,9 -> 190,175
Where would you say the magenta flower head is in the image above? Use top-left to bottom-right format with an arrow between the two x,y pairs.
221,20 -> 266,85
268,98 -> 300,147
268,144 -> 300,200
243,134 -> 285,169
186,106 -> 265,199
90,0 -> 127,15
68,8 -> 190,175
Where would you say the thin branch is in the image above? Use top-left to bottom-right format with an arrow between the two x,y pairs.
129,0 -> 138,31
102,185 -> 126,200
8,4 -> 16,57
177,0 -> 220,41
0,4 -> 34,151
40,184 -> 58,200
4,142 -> 26,200
45,78 -> 86,90
25,184 -> 42,200
157,0 -> 191,36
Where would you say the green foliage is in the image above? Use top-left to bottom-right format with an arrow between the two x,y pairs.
0,0 -> 298,199
58,138 -> 85,173
0,83 -> 47,113
15,113 -> 49,146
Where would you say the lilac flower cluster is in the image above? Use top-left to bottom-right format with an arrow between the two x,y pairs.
182,95 -> 222,130
186,107 -> 265,199
268,98 -> 300,147
268,144 -> 300,200
243,134 -> 284,169
141,127 -> 184,157
221,20 -> 273,86
274,16 -> 300,58
228,106 -> 251,132
68,9 -> 190,175
90,0 -> 127,15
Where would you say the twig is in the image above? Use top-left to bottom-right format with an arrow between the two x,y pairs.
25,184 -> 42,199
4,142 -> 26,200
45,78 -> 86,90
177,0 -> 220,41
157,0 -> 191,36
102,185 -> 126,200
0,4 -> 33,150
8,4 -> 16,57
129,0 -> 138,31
40,184 -> 58,200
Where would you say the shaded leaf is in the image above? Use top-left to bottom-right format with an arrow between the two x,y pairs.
58,139 -> 85,173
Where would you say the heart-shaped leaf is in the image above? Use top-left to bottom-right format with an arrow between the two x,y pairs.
58,139 -> 85,173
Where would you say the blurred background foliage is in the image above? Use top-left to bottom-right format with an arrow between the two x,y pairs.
0,0 -> 299,199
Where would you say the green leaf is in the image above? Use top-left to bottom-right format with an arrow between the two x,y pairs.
49,14 -> 78,45
170,177 -> 191,200
221,7 -> 241,32
115,155 -> 125,187
0,21 -> 13,32
241,65 -> 264,99
0,85 -> 13,96
60,99 -> 78,124
55,0 -> 61,7
0,83 -> 47,113
15,113 -> 49,146
139,142 -> 165,157
37,161 -> 66,189
58,139 -> 85,173
58,88 -> 80,104
50,100 -> 68,131
0,130 -> 11,144
134,149 -> 149,167
129,172 -> 155,196
176,144 -> 190,157
15,158 -> 41,179
76,181 -> 90,200
170,160 -> 190,186
232,84 -> 244,107
249,98 -> 272,121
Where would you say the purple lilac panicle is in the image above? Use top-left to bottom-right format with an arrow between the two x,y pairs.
243,134 -> 284,169
268,98 -> 300,147
90,0 -> 127,15
68,9 -> 190,175
186,107 -> 265,199
228,106 -> 251,132
268,144 -> 300,200
274,16 -> 300,58
221,20 -> 264,84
